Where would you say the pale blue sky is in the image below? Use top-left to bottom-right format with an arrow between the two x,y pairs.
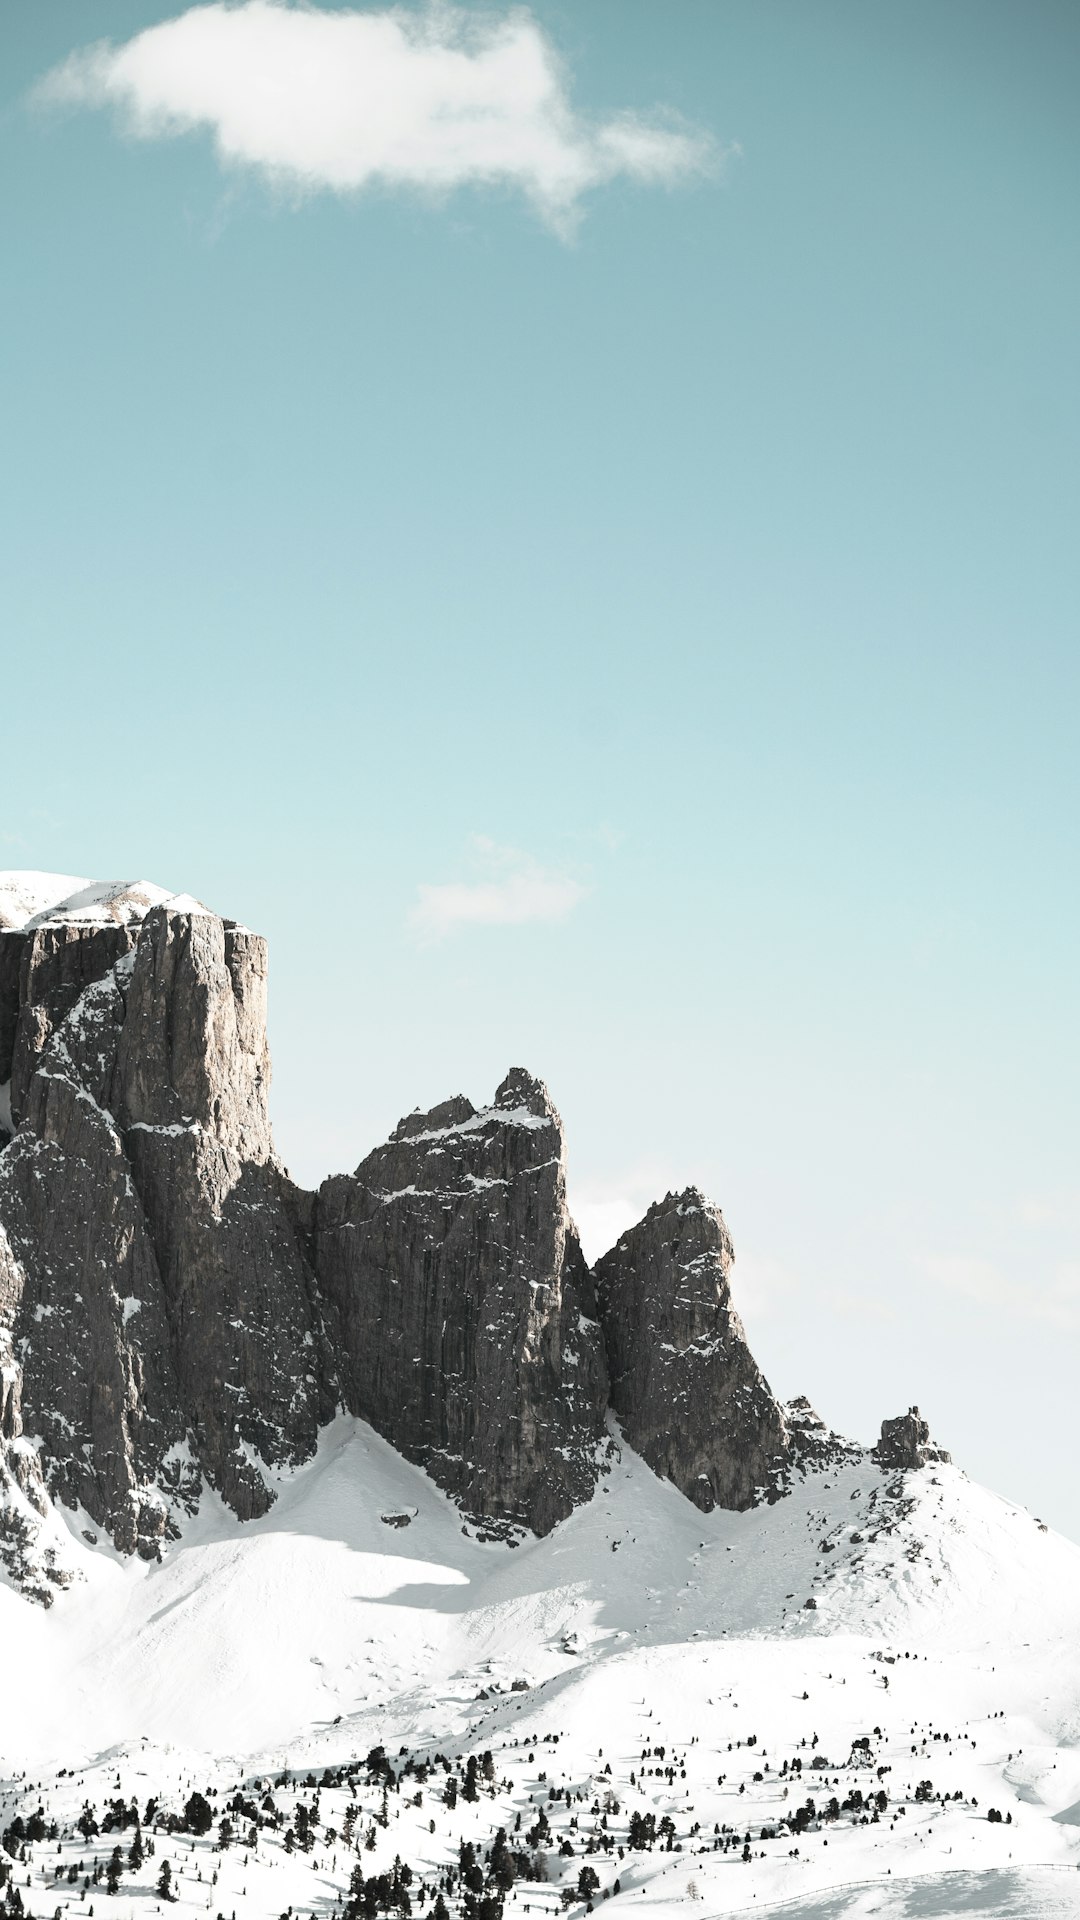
2,3 -> 1078,1533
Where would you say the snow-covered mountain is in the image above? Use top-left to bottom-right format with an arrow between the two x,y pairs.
2,874 -> 1079,1920
3,1417 -> 1080,1918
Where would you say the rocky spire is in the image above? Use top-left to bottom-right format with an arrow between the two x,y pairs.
593,1187 -> 789,1511
316,1068 -> 610,1536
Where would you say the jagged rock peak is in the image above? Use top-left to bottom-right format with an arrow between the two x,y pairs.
873,1407 -> 951,1471
782,1396 -> 863,1473
389,1068 -> 560,1148
593,1186 -> 788,1513
494,1065 -> 560,1121
609,1185 -> 735,1256
317,1068 -> 607,1538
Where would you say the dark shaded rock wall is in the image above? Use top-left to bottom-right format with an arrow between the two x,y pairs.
2,923 -> 137,1123
0,905 -> 333,1580
108,911 -> 338,1518
316,1068 -> 609,1536
593,1188 -> 789,1511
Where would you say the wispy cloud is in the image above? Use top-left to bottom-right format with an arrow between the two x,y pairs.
920,1252 -> 1080,1332
36,1 -> 718,234
408,836 -> 587,943
569,1160 -> 688,1266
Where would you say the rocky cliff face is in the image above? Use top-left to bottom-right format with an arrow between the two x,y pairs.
316,1068 -> 610,1536
593,1189 -> 790,1511
0,871 -> 953,1601
0,884 -> 332,1593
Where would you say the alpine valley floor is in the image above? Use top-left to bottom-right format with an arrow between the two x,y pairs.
3,1418 -> 1080,1920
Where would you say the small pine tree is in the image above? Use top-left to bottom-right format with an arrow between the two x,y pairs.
128,1828 -> 144,1873
157,1862 -> 174,1903
183,1795 -> 214,1838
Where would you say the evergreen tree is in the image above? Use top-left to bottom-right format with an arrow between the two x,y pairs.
488,1832 -> 514,1893
183,1795 -> 213,1838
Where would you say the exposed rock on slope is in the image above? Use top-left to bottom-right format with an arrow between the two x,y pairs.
592,1188 -> 789,1511
316,1068 -> 609,1536
781,1395 -> 863,1474
873,1407 -> 951,1470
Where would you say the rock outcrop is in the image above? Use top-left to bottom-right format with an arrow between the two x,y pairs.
873,1408 -> 951,1471
316,1068 -> 610,1536
0,882 -> 334,1586
782,1396 -> 864,1474
593,1188 -> 789,1511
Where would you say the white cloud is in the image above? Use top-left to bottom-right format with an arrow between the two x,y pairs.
37,1 -> 717,232
920,1252 -> 1080,1332
408,837 -> 586,942
569,1168 -> 670,1266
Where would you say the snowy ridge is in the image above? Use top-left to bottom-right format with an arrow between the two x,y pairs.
2,1419 -> 1080,1919
0,870 -> 90,930
0,870 -> 215,931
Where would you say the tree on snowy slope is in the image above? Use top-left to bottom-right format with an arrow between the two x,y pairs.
489,1830 -> 515,1892
181,1793 -> 213,1836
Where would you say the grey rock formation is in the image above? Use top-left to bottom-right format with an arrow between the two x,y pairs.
107,909 -> 337,1518
592,1188 -> 789,1511
0,890 -> 334,1593
783,1395 -> 867,1472
4,922 -> 137,1125
316,1068 -> 610,1536
873,1407 -> 951,1471
0,868 -> 961,1605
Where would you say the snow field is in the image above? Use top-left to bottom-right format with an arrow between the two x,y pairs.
3,1418 -> 1080,1918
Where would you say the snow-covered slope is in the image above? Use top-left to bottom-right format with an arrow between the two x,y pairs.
0,870 -> 90,929
3,1420 -> 1080,1918
0,870 -> 211,930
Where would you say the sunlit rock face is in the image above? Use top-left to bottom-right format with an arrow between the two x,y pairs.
593,1188 -> 789,1512
315,1067 -> 611,1537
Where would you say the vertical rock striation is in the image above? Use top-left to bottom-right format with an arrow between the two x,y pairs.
593,1188 -> 789,1511
108,909 -> 337,1519
316,1068 -> 610,1536
0,884 -> 333,1589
